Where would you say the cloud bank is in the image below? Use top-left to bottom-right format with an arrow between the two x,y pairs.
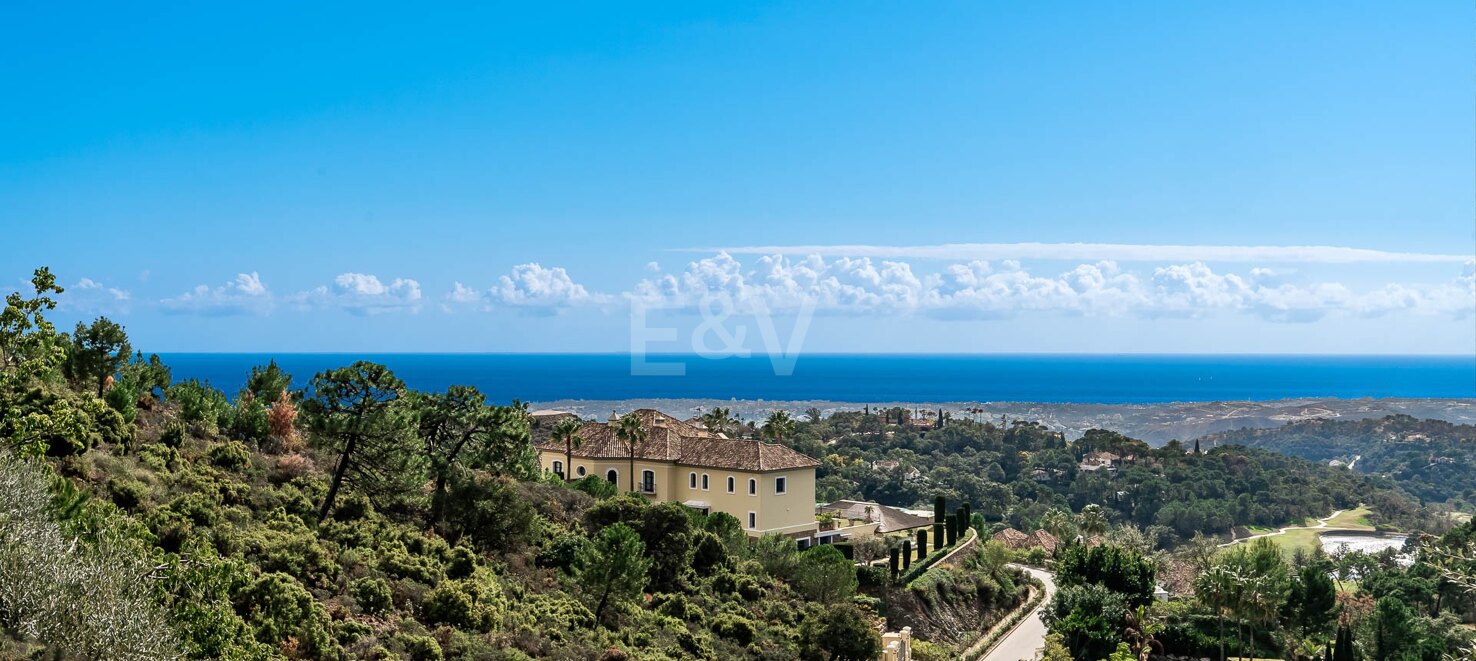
634,253 -> 1475,322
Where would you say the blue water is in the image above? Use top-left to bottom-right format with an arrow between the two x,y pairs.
154,353 -> 1476,404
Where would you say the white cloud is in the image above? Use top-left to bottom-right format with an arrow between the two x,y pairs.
445,264 -> 601,313
60,277 -> 132,314
695,242 -> 1471,264
161,272 -> 272,316
632,253 -> 1476,322
493,263 -> 596,310
290,273 -> 422,315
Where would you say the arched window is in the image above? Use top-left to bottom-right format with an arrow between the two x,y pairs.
689,472 -> 697,489
641,470 -> 656,493
606,469 -> 618,484
576,465 -> 587,477
701,474 -> 710,490
552,460 -> 564,478
748,478 -> 757,496
726,476 -> 736,493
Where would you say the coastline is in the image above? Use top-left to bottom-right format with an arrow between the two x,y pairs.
525,396 -> 1476,444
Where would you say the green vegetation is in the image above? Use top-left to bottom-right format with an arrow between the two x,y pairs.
783,412 -> 1438,549
1199,415 -> 1476,510
0,267 -> 1035,660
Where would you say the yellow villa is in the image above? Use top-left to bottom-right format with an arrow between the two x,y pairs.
533,409 -> 819,540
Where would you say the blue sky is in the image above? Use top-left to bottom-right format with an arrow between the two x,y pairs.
2,2 -> 1472,353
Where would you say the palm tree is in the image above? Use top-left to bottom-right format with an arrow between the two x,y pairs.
551,417 -> 583,482
761,410 -> 796,443
1123,604 -> 1164,661
1078,503 -> 1109,537
1040,507 -> 1077,542
701,406 -> 736,436
1195,564 -> 1239,661
615,412 -> 649,493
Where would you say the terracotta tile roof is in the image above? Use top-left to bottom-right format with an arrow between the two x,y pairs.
534,408 -> 819,472
818,500 -> 933,533
992,528 -> 1032,549
1028,530 -> 1061,552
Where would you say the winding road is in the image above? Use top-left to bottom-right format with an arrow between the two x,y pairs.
980,565 -> 1058,661
1216,509 -> 1346,548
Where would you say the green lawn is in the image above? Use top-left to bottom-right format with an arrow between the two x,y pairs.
1323,506 -> 1375,531
1251,506 -> 1379,556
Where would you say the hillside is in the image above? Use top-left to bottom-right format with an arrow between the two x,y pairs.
1197,415 -> 1476,508
778,409 -> 1438,549
0,271 -> 1026,661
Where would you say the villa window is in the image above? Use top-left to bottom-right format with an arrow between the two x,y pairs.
552,460 -> 564,478
576,466 -> 586,477
701,474 -> 710,490
775,477 -> 787,495
641,470 -> 656,494
606,469 -> 618,484
748,478 -> 757,496
727,476 -> 735,493
748,512 -> 757,529
689,472 -> 697,489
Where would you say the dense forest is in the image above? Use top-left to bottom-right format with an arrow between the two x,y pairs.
1032,523 -> 1476,661
1198,415 -> 1476,508
777,411 -> 1439,549
0,268 -> 1028,660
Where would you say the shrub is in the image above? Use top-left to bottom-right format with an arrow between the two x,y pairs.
236,572 -> 338,657
445,546 -> 477,580
106,478 -> 149,510
397,633 -> 443,661
209,441 -> 252,471
351,577 -> 394,614
535,534 -> 585,572
422,581 -> 478,629
709,612 -> 756,645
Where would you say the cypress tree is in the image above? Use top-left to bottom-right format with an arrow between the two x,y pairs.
1194,438 -> 1201,454
889,547 -> 900,581
902,539 -> 912,569
934,496 -> 946,522
945,515 -> 957,546
933,522 -> 945,549
917,529 -> 928,558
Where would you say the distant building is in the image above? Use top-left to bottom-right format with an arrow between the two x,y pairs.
1079,450 -> 1121,472
871,459 -> 922,481
534,409 -> 820,540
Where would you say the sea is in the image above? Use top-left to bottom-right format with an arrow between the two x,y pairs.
155,353 -> 1476,404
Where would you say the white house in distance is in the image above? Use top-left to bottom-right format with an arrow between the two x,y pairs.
533,409 -> 820,540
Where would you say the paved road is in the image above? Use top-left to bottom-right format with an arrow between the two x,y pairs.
1217,509 -> 1345,548
981,565 -> 1057,661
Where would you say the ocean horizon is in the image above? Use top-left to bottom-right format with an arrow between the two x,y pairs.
154,353 -> 1476,405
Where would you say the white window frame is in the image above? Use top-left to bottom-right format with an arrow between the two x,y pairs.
701,473 -> 710,491
726,476 -> 736,493
606,469 -> 618,484
748,511 -> 758,530
641,469 -> 657,494
552,460 -> 563,477
689,472 -> 697,489
775,476 -> 787,495
748,478 -> 757,496
576,465 -> 586,477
